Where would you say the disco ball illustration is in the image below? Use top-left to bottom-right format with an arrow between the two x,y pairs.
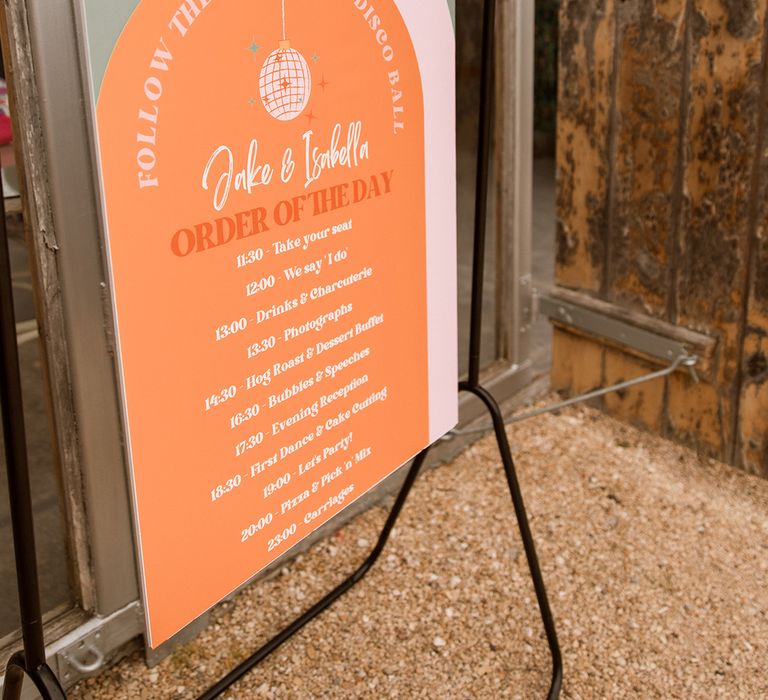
259,41 -> 312,122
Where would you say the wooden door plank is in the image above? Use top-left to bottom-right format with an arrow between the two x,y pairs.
557,0 -> 617,292
671,0 -> 767,461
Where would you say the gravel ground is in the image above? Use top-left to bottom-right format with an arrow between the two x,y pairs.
70,404 -> 768,699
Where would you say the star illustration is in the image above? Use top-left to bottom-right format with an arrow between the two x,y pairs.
248,97 -> 256,107
281,79 -> 291,90
312,52 -> 320,63
318,75 -> 330,92
248,39 -> 261,55
304,109 -> 317,123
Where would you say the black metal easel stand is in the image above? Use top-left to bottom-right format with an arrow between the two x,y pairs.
0,0 -> 560,697
0,174 -> 66,698
199,0 -> 562,697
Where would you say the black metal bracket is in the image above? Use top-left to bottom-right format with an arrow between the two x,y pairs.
0,0 -> 562,697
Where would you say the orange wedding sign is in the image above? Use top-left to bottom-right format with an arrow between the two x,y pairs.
83,0 -> 456,647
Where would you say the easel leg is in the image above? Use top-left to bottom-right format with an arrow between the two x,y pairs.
0,149 -> 66,700
2,653 -> 66,699
0,657 -> 24,700
198,449 -> 430,700
461,383 -> 563,699
462,0 -> 563,691
200,388 -> 563,699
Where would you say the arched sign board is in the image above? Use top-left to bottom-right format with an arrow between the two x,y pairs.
80,0 -> 457,648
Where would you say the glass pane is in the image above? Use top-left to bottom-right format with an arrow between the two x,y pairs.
531,0 -> 558,375
457,0 -> 499,377
0,133 -> 74,641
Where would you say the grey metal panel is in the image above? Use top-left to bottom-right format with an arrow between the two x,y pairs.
81,0 -> 139,96
24,0 -> 139,614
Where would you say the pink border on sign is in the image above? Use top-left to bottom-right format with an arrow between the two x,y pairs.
396,0 -> 458,441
